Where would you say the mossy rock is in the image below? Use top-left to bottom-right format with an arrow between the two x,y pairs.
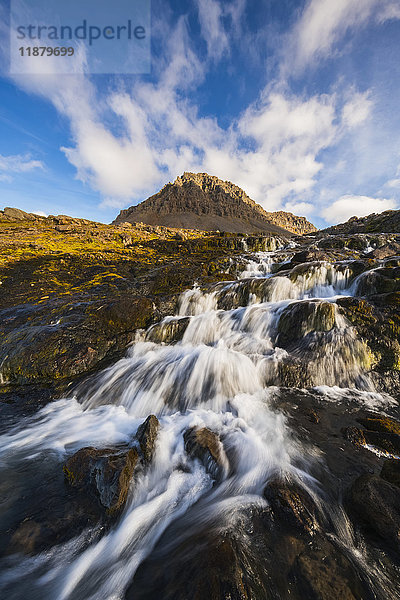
277,301 -> 336,347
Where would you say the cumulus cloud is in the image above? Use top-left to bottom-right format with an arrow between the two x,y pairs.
283,201 -> 315,216
0,153 -> 44,182
322,195 -> 397,224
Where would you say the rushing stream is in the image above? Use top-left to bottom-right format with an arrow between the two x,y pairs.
0,244 -> 398,599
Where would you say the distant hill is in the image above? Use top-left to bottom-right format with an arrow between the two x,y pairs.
321,210 -> 400,235
112,172 -> 317,235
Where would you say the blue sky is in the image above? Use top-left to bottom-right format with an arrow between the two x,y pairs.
1,0 -> 400,227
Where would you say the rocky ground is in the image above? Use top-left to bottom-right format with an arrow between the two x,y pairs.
1,209 -> 400,599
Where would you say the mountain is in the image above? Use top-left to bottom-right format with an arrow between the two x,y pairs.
321,210 -> 400,235
113,172 -> 317,235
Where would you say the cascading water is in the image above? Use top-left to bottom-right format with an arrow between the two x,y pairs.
0,245 -> 397,600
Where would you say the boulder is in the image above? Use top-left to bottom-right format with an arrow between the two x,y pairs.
137,415 -> 160,463
277,301 -> 336,347
264,478 -> 319,534
347,474 -> 400,548
184,427 -> 227,478
63,446 -> 139,515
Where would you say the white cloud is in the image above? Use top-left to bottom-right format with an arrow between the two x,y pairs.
283,201 -> 315,216
0,153 -> 44,183
195,0 -> 246,61
31,210 -> 48,217
342,91 -> 373,128
284,0 -> 400,75
387,178 -> 400,188
322,195 -> 397,224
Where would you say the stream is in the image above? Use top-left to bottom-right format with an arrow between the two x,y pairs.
0,243 -> 399,599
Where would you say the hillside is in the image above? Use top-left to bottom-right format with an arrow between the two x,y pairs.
113,172 -> 317,235
321,209 -> 400,235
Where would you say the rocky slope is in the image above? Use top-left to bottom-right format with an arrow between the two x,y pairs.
321,209 -> 400,235
113,172 -> 317,235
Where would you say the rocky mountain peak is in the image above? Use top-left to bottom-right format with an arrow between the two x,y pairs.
113,172 -> 317,235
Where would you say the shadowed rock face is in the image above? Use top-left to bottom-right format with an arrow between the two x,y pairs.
113,172 -> 317,235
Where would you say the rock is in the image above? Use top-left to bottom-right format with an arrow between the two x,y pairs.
63,446 -> 139,514
357,415 -> 400,435
184,427 -> 227,478
145,317 -> 190,344
368,242 -> 400,259
293,545 -> 361,600
137,415 -> 160,463
290,249 -> 330,263
343,427 -> 366,448
264,478 -> 319,534
277,301 -> 336,347
8,520 -> 42,555
347,474 -> 400,547
2,206 -> 36,221
381,459 -> 400,488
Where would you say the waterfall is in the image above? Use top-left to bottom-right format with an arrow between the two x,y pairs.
0,243 -> 396,600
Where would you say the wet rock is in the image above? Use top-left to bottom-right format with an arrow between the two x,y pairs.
63,446 -> 139,515
381,459 -> 400,488
184,427 -> 227,478
355,268 -> 400,296
145,317 -> 190,344
357,415 -> 400,435
344,424 -> 400,456
8,520 -> 42,555
290,249 -> 330,263
343,426 -> 366,448
136,415 -> 160,463
367,241 -> 400,259
277,301 -> 336,347
347,474 -> 400,548
293,544 -> 361,600
264,478 -> 319,534
277,359 -> 313,388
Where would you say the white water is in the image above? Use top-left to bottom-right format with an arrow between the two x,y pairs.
0,246 -> 395,599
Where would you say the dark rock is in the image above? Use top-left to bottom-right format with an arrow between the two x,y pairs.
145,317 -> 190,344
381,459 -> 400,488
184,427 -> 227,478
293,544 -> 361,600
347,474 -> 400,547
343,427 -> 366,448
137,415 -> 160,463
63,446 -> 139,515
357,415 -> 400,435
264,478 -> 319,534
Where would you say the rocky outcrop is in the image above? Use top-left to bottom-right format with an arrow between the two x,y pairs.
321,209 -> 400,235
113,172 -> 317,235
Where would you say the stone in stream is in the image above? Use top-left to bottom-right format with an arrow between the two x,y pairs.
145,317 -> 190,344
63,446 -> 139,515
277,300 -> 336,347
184,427 -> 227,479
136,414 -> 160,463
